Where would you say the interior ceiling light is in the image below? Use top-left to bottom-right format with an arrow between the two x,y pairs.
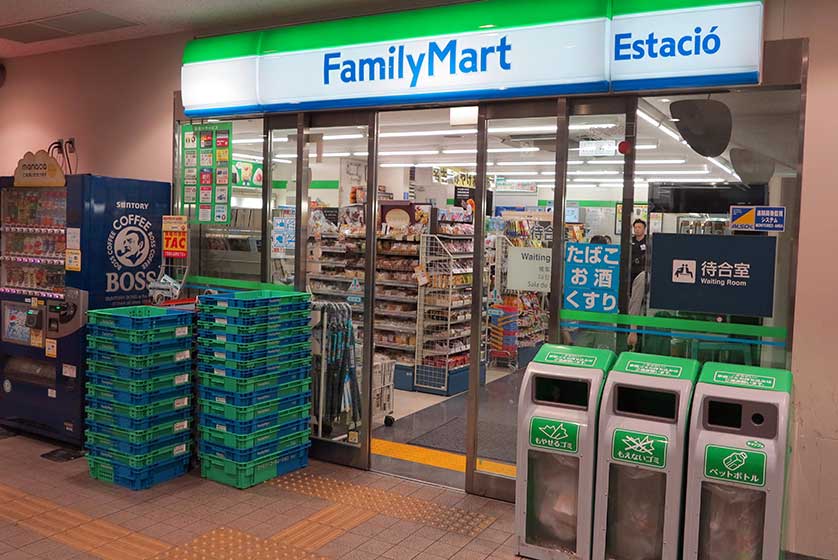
496,161 -> 556,166
488,171 -> 539,176
232,152 -> 263,162
707,157 -> 734,175
636,169 -> 708,175
637,109 -> 683,142
380,162 -> 479,168
645,177 -> 724,183
380,128 -> 477,138
274,159 -> 293,164
587,159 -> 685,165
503,178 -> 555,184
568,170 -> 620,176
232,139 -> 264,145
322,133 -> 364,140
378,150 -> 440,156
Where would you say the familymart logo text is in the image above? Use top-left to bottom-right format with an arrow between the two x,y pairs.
324,36 -> 512,88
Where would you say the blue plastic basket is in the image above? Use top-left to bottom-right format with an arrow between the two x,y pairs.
85,359 -> 192,381
199,290 -> 310,309
84,406 -> 192,431
87,335 -> 192,356
198,384 -> 310,408
201,313 -> 310,328
276,442 -> 310,477
199,409 -> 310,435
85,382 -> 192,406
88,306 -> 193,330
196,361 -> 310,381
85,429 -> 191,456
87,454 -> 190,491
198,424 -> 310,462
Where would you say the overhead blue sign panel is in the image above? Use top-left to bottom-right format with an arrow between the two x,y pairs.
650,233 -> 777,318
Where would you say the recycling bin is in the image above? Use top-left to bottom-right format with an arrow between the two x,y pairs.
682,362 -> 793,560
591,352 -> 699,560
515,344 -> 616,560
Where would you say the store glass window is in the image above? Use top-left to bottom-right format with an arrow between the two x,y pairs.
560,112 -> 627,354
179,118 -> 266,283
631,91 -> 800,369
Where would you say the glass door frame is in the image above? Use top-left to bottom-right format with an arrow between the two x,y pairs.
266,110 -> 379,470
466,96 -> 636,501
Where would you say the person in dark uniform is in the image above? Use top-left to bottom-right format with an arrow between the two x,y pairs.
628,219 -> 648,349
630,218 -> 648,282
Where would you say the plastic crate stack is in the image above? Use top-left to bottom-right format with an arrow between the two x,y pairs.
196,290 -> 312,489
85,306 -> 194,490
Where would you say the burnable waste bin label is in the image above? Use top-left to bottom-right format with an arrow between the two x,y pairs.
704,445 -> 766,487
530,417 -> 580,454
612,429 -> 668,469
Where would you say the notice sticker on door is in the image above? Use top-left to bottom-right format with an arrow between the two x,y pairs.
65,249 -> 81,272
66,228 -> 81,251
45,338 -> 57,358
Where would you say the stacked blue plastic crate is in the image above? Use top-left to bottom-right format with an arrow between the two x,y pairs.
196,290 -> 312,489
85,306 -> 194,490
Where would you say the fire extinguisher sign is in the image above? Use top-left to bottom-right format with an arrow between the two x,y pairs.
162,215 -> 188,259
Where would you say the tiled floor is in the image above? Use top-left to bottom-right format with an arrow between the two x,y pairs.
0,436 -> 519,560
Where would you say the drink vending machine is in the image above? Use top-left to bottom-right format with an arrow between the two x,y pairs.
0,165 -> 170,446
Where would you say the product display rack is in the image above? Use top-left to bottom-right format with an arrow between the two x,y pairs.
416,234 -> 487,396
84,306 -> 194,491
490,231 -> 548,367
0,187 -> 67,299
374,235 -> 421,371
195,290 -> 312,489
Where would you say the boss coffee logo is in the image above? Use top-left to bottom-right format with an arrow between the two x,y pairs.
106,213 -> 158,293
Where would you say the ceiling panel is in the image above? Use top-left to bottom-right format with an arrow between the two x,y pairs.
0,0 -> 465,58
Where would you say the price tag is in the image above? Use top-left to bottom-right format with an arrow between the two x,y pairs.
215,317 -> 228,325
216,335 -> 227,342
174,374 -> 189,385
172,443 -> 187,456
175,326 -> 189,337
218,300 -> 229,308
47,388 -> 56,399
213,368 -> 225,376
214,351 -> 226,359
215,425 -> 227,432
214,396 -> 226,404
174,397 -> 189,409
175,350 -> 191,362
173,420 -> 189,432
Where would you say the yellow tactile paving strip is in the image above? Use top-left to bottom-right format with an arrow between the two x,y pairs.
269,471 -> 496,536
0,482 -> 172,559
372,437 -> 518,478
153,527 -> 328,560
267,503 -> 376,552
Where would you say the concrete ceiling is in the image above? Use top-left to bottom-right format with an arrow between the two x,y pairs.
0,0 -> 463,59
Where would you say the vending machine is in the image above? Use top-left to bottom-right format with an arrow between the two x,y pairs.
0,161 -> 170,446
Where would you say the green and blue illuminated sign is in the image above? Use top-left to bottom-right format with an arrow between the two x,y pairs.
181,0 -> 763,116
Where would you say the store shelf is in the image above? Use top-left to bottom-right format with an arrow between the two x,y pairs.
374,309 -> 416,319
377,251 -> 420,258
425,316 -> 471,327
374,323 -> 415,332
424,302 -> 471,311
423,346 -> 470,357
374,341 -> 415,352
309,274 -> 362,284
427,254 -> 472,261
434,234 -> 473,239
424,332 -> 470,342
310,289 -> 363,299
376,294 -> 416,303
376,280 -> 417,288
1,226 -> 65,235
0,286 -> 64,299
0,255 -> 65,265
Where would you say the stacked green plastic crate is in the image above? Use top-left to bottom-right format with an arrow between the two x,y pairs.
85,306 -> 194,490
196,290 -> 312,489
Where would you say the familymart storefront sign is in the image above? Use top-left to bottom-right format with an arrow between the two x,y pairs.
182,0 -> 763,116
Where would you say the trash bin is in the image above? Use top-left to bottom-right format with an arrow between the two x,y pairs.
515,344 -> 616,560
592,352 -> 699,560
682,362 -> 793,560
